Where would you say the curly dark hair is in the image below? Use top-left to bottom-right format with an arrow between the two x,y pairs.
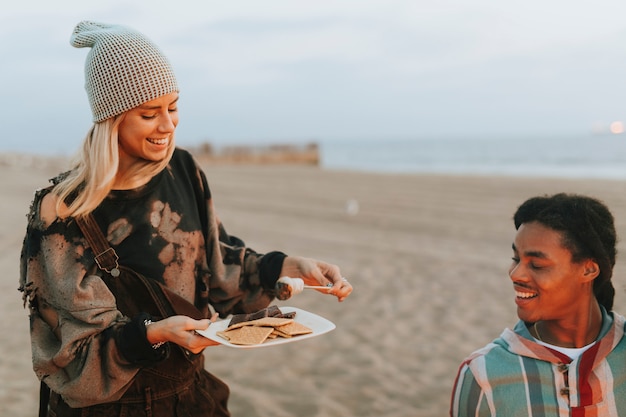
513,193 -> 617,311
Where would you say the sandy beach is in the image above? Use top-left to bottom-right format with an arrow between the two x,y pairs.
4,154 -> 626,417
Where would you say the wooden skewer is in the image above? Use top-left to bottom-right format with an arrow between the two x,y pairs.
303,284 -> 332,290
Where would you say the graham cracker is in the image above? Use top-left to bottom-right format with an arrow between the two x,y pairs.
273,321 -> 313,337
218,325 -> 274,345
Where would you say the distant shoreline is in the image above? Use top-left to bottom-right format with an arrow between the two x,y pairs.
0,142 -> 321,169
6,135 -> 626,181
188,141 -> 320,166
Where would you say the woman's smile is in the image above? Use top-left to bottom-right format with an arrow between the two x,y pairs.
147,137 -> 169,146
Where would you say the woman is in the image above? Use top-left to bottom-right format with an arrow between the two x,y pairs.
450,193 -> 626,416
19,21 -> 352,417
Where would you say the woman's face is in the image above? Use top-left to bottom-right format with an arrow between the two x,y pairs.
117,92 -> 179,165
508,221 -> 597,324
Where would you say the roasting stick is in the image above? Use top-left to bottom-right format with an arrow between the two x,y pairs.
303,284 -> 333,290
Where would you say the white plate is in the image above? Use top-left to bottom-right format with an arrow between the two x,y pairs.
196,306 -> 336,349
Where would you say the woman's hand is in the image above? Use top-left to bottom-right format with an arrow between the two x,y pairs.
146,313 -> 220,354
280,256 -> 353,302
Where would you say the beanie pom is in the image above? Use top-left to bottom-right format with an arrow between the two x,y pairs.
70,21 -> 117,49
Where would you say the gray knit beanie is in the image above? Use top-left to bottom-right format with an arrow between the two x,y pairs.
70,21 -> 179,122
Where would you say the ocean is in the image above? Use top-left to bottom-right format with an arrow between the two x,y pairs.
318,135 -> 626,179
8,134 -> 626,180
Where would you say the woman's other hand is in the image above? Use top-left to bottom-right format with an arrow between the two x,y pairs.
280,256 -> 353,302
146,313 -> 220,354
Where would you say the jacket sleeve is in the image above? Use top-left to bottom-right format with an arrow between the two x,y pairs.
18,190 -> 162,408
190,158 -> 286,317
449,361 -> 492,417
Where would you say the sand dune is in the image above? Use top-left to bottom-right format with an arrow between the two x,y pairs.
3,155 -> 626,416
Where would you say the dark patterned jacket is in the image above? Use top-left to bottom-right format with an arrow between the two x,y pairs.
19,148 -> 285,408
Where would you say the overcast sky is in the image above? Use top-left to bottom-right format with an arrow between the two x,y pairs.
2,0 -> 626,154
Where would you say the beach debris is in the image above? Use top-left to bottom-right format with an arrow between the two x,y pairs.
345,199 -> 360,216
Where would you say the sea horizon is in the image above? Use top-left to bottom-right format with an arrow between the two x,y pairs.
3,134 -> 626,180
319,134 -> 626,180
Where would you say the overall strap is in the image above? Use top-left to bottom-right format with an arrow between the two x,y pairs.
74,214 -> 120,276
39,380 -> 50,417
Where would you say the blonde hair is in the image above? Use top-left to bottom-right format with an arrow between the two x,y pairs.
53,115 -> 175,218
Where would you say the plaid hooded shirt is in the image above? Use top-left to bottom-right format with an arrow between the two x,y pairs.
450,308 -> 626,417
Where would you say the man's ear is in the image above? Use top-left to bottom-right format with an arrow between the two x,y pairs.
582,260 -> 600,282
